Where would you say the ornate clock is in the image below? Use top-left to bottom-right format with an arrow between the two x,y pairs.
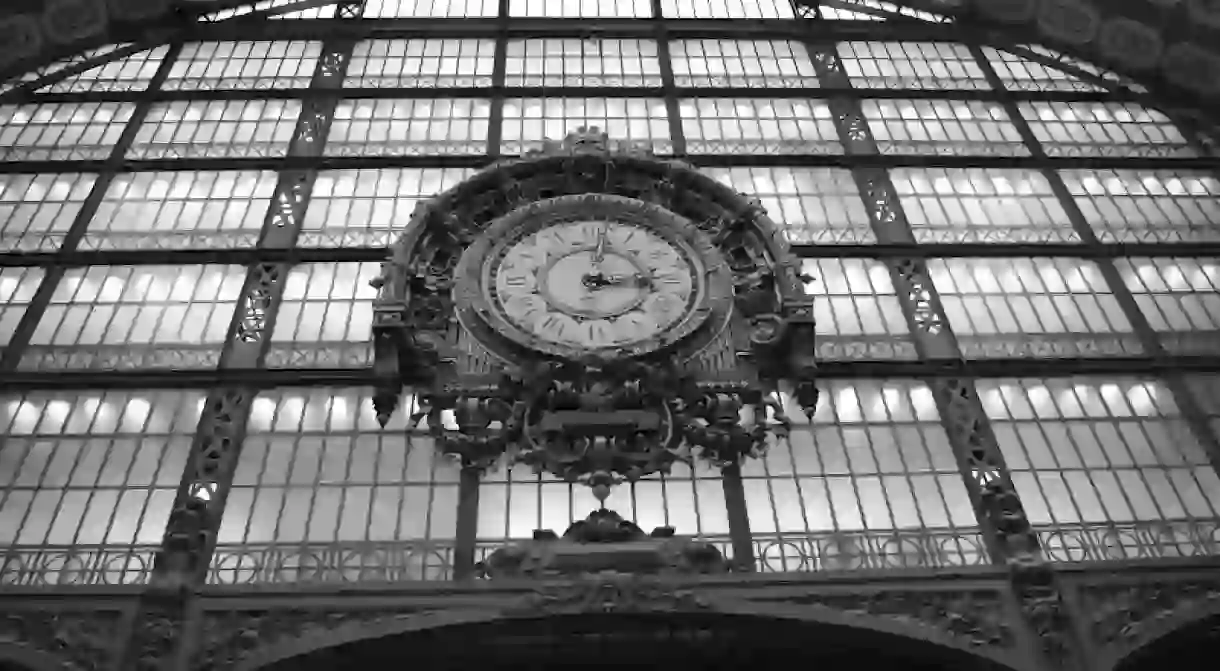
454,193 -> 734,362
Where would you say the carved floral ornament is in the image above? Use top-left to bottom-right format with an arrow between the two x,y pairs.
370,127 -> 816,510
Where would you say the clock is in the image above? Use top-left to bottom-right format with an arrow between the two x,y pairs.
454,194 -> 733,361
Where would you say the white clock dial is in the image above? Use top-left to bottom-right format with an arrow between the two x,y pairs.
491,220 -> 696,351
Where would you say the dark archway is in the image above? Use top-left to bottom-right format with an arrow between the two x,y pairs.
255,613 -> 1018,671
1113,613 -> 1220,671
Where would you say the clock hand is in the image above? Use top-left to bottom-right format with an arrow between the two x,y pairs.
592,225 -> 608,264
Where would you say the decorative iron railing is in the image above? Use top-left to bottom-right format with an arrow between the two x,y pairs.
3,520 -> 1216,587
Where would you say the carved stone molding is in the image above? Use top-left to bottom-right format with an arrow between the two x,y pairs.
1078,578 -> 1220,664
0,609 -> 123,671
773,589 -> 1018,653
504,574 -> 713,617
193,608 -> 421,670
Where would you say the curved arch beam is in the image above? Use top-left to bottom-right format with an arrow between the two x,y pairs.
232,597 -> 1030,671
0,643 -> 66,671
0,0 -> 1217,108
1104,603 -> 1220,671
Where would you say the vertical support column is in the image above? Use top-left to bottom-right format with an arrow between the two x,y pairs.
486,0 -> 509,158
803,38 -> 1088,668
969,44 -> 1220,473
719,463 -> 755,571
652,0 -> 686,156
0,43 -> 183,373
119,24 -> 365,671
453,467 -> 482,580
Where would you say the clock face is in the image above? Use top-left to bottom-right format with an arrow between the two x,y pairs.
489,221 -> 697,351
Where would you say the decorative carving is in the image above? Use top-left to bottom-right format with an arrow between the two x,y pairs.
506,574 -> 713,616
0,610 -> 122,670
1082,580 -> 1220,654
194,609 -> 417,670
478,507 -> 728,579
127,604 -> 185,671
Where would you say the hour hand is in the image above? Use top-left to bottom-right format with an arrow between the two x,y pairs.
592,226 -> 608,263
601,273 -> 651,288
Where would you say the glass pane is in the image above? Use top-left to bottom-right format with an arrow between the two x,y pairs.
0,173 -> 96,252
1019,102 -> 1196,159
506,39 -> 662,88
0,390 -> 203,585
211,388 -> 461,584
930,257 -> 1137,358
801,258 -> 916,360
478,457 -> 725,551
980,377 -> 1220,563
302,168 -> 475,247
837,41 -> 987,90
501,98 -> 671,155
1116,258 -> 1220,355
681,98 -> 840,154
84,171 -> 277,250
891,168 -> 1076,243
743,380 -> 985,573
1061,170 -> 1220,243
0,268 -> 45,348
363,0 -> 500,17
128,100 -> 302,160
982,45 -> 1142,93
328,99 -> 491,156
166,41 -> 323,90
509,0 -> 652,18
36,45 -> 169,94
662,0 -> 794,18
266,262 -> 382,368
21,265 -> 245,371
671,40 -> 817,88
348,39 -> 496,88
0,103 -> 135,162
701,166 -> 872,244
862,100 -> 1028,156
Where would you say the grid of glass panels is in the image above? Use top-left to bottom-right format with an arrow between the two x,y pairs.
801,258 -> 916,361
681,98 -> 840,154
301,168 -> 475,247
165,42 -> 323,90
328,99 -> 492,156
670,40 -> 818,88
127,100 -> 302,160
700,166 -> 873,244
0,268 -> 45,351
836,42 -> 988,90
743,380 -> 985,572
0,103 -> 135,162
980,377 -> 1220,561
347,40 -> 496,88
890,168 -> 1076,243
1,2 -> 1217,586
506,39 -> 662,87
501,98 -> 671,155
0,174 -> 97,252
0,390 -> 203,585
1116,258 -> 1220,356
929,258 -> 1140,358
20,265 -> 246,371
84,171 -> 278,250
212,388 -> 459,583
266,262 -> 382,368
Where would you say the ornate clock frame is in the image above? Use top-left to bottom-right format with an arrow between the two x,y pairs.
370,128 -> 820,524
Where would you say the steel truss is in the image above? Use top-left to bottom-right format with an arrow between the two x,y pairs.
1,355 -> 1218,391
3,242 -> 1219,270
3,153 -> 1216,175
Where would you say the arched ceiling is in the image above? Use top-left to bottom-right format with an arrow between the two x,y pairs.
0,0 -> 1217,118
